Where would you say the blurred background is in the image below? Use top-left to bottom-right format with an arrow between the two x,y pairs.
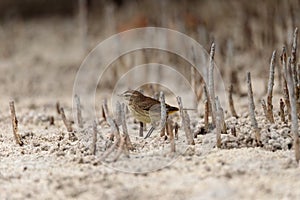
0,0 -> 299,105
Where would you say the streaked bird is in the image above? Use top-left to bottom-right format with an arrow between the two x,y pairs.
119,90 -> 179,138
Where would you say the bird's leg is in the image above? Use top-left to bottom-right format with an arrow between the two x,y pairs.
144,126 -> 155,139
139,121 -> 144,137
160,126 -> 166,137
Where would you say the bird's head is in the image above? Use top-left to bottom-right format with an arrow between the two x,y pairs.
118,90 -> 143,103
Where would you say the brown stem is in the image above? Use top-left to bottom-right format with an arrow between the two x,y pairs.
279,99 -> 285,123
60,107 -> 73,132
9,101 -> 23,146
246,72 -> 261,145
208,43 -> 216,126
266,50 -> 276,123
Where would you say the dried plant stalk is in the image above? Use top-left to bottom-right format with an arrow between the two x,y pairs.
101,118 -> 120,161
281,47 -> 291,120
191,66 -> 196,107
203,85 -> 210,132
216,97 -> 226,134
60,107 -> 73,132
291,27 -> 298,66
121,103 -> 133,150
246,72 -> 261,145
291,28 -> 300,112
286,57 -> 300,162
183,110 -> 195,145
279,99 -> 285,123
216,113 -> 222,148
75,94 -> 83,128
266,50 -> 276,123
261,99 -> 269,120
159,91 -> 167,131
158,91 -> 167,137
176,96 -> 195,145
215,97 -> 224,148
208,43 -> 216,126
92,120 -> 97,155
112,134 -> 127,162
228,84 -> 238,118
297,64 -> 300,88
166,119 -> 175,153
9,101 -> 23,146
102,99 -> 109,120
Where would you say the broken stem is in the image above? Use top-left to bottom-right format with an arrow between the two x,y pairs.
9,101 -> 23,146
208,43 -> 217,126
246,72 -> 261,145
176,96 -> 195,145
286,57 -> 300,163
279,98 -> 285,123
75,94 -> 83,128
60,107 -> 73,132
266,50 -> 276,123
92,120 -> 97,155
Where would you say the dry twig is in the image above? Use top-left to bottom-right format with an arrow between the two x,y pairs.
203,85 -> 210,132
121,103 -> 133,150
92,120 -> 97,155
75,94 -> 83,128
261,99 -> 268,120
291,27 -> 298,67
216,97 -> 226,134
246,72 -> 261,145
60,107 -> 73,132
112,134 -> 128,162
159,91 -> 167,137
208,43 -> 217,126
286,57 -> 300,163
101,118 -> 120,161
266,50 -> 276,123
176,96 -> 195,145
281,47 -> 291,119
9,101 -> 23,146
279,99 -> 285,123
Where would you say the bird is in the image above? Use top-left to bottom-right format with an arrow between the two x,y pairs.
119,90 -> 179,139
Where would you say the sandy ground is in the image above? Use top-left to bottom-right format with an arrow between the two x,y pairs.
1,17 -> 300,200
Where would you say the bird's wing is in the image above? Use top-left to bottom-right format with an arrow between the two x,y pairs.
137,96 -> 161,111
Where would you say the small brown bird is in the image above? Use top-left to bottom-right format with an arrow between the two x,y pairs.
120,90 -> 179,138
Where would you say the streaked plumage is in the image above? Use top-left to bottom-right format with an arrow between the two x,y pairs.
120,90 -> 179,138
